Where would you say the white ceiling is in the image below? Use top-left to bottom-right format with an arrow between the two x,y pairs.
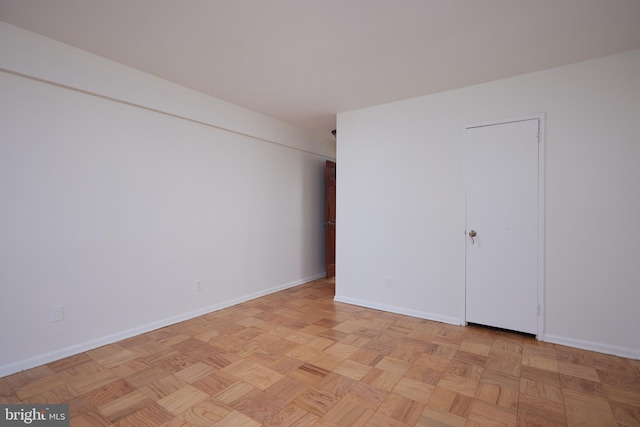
2,0 -> 640,137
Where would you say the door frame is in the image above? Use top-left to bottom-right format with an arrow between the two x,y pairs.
461,113 -> 545,339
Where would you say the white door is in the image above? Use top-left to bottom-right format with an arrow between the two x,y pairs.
465,118 -> 540,335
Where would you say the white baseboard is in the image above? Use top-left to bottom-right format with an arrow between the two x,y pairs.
543,334 -> 640,360
333,295 -> 461,326
333,296 -> 640,361
0,273 -> 326,377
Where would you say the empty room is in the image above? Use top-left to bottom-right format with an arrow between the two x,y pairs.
1,1 -> 639,426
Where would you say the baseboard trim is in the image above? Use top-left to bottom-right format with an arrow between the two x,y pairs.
333,295 -> 461,326
543,334 -> 640,360
332,297 -> 640,361
0,273 -> 326,377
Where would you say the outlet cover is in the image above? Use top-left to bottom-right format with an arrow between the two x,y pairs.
50,305 -> 64,322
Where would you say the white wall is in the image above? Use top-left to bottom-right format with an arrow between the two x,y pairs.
336,49 -> 640,359
0,23 -> 335,376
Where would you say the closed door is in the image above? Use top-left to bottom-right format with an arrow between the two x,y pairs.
465,118 -> 540,335
325,161 -> 336,278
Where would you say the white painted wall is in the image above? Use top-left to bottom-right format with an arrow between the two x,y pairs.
0,23 -> 335,376
336,49 -> 640,358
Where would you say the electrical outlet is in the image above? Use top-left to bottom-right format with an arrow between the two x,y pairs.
50,305 -> 64,322
385,277 -> 392,288
196,281 -> 202,292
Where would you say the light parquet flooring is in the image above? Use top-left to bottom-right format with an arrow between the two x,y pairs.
2,278 -> 640,426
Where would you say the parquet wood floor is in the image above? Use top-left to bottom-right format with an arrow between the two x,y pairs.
2,278 -> 639,426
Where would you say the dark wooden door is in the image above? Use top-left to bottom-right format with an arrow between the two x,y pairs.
325,161 -> 336,278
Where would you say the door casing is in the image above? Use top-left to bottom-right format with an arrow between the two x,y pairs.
461,113 -> 545,339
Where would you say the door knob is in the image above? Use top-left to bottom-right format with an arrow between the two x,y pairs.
468,230 -> 477,245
